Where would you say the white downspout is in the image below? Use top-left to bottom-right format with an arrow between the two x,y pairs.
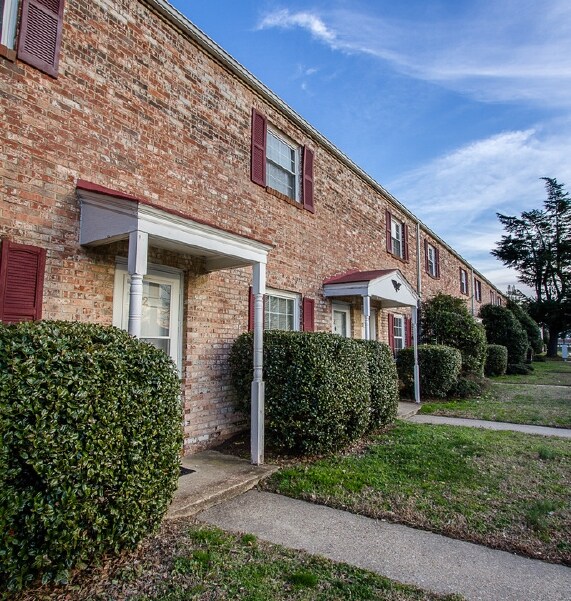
251,262 -> 266,465
412,304 -> 421,404
127,230 -> 148,337
363,295 -> 371,340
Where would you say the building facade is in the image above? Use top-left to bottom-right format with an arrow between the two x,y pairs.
1,0 -> 504,453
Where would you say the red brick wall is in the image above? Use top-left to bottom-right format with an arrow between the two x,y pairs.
1,0 -> 503,451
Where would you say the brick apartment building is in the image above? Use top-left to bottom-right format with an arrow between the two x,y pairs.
1,0 -> 504,455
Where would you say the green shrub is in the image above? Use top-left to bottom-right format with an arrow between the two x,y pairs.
354,340 -> 399,427
479,304 -> 528,365
485,344 -> 508,376
230,331 -> 371,455
396,344 -> 462,399
0,321 -> 182,593
506,363 -> 534,375
421,293 -> 487,375
449,374 -> 490,398
507,300 -> 543,355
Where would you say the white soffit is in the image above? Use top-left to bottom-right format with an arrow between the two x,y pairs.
78,188 -> 271,271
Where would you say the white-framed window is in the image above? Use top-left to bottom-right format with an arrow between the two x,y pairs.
393,315 -> 405,352
266,128 -> 301,201
113,262 -> 183,370
332,303 -> 351,338
361,308 -> 377,340
264,289 -> 300,331
474,278 -> 482,302
427,243 -> 437,277
1,0 -> 19,49
460,268 -> 468,295
391,218 -> 404,258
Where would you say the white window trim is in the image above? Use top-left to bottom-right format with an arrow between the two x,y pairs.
332,302 -> 352,338
393,314 -> 405,351
1,0 -> 19,49
264,288 -> 300,331
113,259 -> 183,371
460,269 -> 468,295
266,127 -> 301,202
427,244 -> 437,277
391,218 -> 404,258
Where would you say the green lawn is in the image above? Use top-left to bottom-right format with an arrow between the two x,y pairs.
419,383 -> 571,428
12,522 -> 463,601
264,422 -> 571,565
493,359 -> 571,386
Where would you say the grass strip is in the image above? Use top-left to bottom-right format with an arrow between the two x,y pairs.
264,422 -> 571,565
420,384 -> 571,428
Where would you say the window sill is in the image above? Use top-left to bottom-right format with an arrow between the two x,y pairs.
266,186 -> 304,210
0,44 -> 17,62
388,251 -> 409,264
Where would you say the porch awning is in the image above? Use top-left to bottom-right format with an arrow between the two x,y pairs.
77,180 -> 272,271
323,269 -> 419,308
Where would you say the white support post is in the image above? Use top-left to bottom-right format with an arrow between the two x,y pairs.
127,230 -> 148,338
251,262 -> 266,465
412,304 -> 421,404
363,295 -> 371,340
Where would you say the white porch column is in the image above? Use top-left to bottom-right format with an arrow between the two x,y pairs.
127,230 -> 148,337
412,303 -> 421,404
362,295 -> 371,340
251,261 -> 266,465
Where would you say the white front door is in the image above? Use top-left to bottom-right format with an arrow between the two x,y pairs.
113,264 -> 182,369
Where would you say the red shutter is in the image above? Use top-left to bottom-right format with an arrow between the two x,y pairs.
251,108 -> 267,186
388,313 -> 395,352
424,239 -> 429,273
0,240 -> 46,323
435,248 -> 440,278
302,146 -> 315,213
248,286 -> 255,331
385,210 -> 392,253
403,223 -> 409,261
17,0 -> 65,78
302,297 -> 315,331
405,317 -> 412,347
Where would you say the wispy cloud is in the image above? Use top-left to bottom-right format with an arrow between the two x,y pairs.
257,2 -> 571,107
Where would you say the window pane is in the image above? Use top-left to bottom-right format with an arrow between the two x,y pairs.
265,294 -> 296,331
141,282 -> 171,338
266,132 -> 298,200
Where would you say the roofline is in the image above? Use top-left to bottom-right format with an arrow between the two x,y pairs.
143,0 -> 502,296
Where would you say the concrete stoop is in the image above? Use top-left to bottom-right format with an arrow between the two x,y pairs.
397,401 -> 421,419
166,450 -> 278,519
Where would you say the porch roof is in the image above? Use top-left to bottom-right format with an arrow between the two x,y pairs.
77,180 -> 272,271
323,269 -> 419,308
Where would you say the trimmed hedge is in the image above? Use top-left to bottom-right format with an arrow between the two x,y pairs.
354,339 -> 399,427
230,331 -> 375,455
421,294 -> 487,375
507,300 -> 543,355
485,344 -> 508,376
479,304 -> 528,365
0,321 -> 182,593
506,363 -> 534,375
449,374 -> 490,398
397,344 -> 462,398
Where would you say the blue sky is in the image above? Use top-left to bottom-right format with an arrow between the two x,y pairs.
169,0 -> 571,293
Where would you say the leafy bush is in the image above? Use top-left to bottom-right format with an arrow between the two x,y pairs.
449,375 -> 490,398
507,300 -> 543,355
230,331 -> 371,455
396,344 -> 462,398
485,344 -> 508,376
421,293 -> 487,375
479,304 -> 528,365
506,363 -> 534,375
0,321 -> 182,593
354,339 -> 399,427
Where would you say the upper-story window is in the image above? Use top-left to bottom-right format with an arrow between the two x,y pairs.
386,210 -> 409,260
425,240 -> 440,278
1,0 -> 19,49
266,129 -> 301,201
474,278 -> 482,302
251,109 -> 314,212
459,268 -> 468,295
1,0 -> 65,77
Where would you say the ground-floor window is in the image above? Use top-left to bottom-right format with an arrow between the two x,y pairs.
113,262 -> 182,369
264,289 -> 300,331
332,303 -> 351,337
393,315 -> 405,351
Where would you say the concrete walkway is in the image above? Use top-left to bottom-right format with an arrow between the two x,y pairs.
407,414 -> 571,438
198,490 -> 571,601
